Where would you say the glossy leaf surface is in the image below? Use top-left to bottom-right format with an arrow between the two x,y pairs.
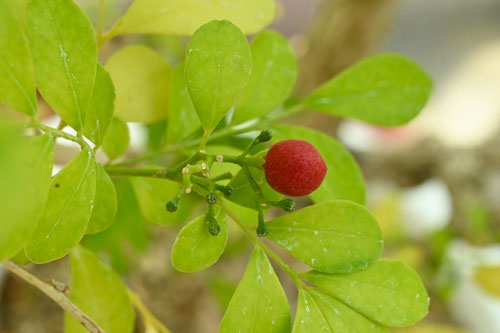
267,201 -> 383,274
292,289 -> 389,332
26,150 -> 96,263
185,20 -> 252,131
26,0 -> 97,130
0,0 -> 36,115
0,133 -> 53,261
305,258 -> 429,326
220,247 -> 291,332
305,54 -> 432,126
171,207 -> 227,272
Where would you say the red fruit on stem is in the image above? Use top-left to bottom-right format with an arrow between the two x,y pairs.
264,139 -> 327,197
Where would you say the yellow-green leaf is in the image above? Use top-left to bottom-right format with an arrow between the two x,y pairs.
86,163 -> 117,234
26,0 -> 97,130
166,63 -> 201,144
113,0 -> 275,36
220,247 -> 291,333
292,289 -> 389,333
65,246 -> 135,333
25,150 -> 96,263
0,0 -> 36,115
305,54 -> 432,127
130,176 -> 184,226
83,63 -> 115,147
185,20 -> 252,131
106,45 -> 170,123
102,117 -> 129,161
0,132 -> 53,261
232,30 -> 296,125
171,208 -> 227,272
267,201 -> 383,274
305,259 -> 429,326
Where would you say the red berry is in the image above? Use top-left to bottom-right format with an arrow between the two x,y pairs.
264,139 -> 327,197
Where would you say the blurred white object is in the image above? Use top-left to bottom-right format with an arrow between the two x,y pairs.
446,240 -> 500,333
418,42 -> 500,148
338,120 -> 420,152
401,178 -> 452,239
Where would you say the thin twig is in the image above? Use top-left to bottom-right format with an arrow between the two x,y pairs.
127,289 -> 172,333
2,261 -> 105,333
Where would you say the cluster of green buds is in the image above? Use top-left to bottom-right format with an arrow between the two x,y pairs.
165,129 -> 296,237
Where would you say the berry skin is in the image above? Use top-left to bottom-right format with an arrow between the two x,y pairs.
264,139 -> 327,197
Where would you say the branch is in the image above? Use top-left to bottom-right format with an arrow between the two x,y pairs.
127,289 -> 172,333
2,261 -> 105,333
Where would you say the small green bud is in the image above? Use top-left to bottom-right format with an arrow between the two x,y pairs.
223,185 -> 234,196
206,191 -> 217,204
208,223 -> 221,236
166,197 -> 179,212
256,129 -> 272,143
280,198 -> 296,212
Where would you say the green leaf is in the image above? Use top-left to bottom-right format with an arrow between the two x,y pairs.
106,45 -> 170,123
171,207 -> 227,272
83,178 -> 150,274
220,247 -> 291,332
232,30 -> 296,125
166,63 -> 201,144
26,0 -> 97,130
305,258 -> 429,326
130,176 -> 184,226
0,133 -> 53,261
83,63 -> 115,147
272,124 -> 365,204
0,0 -> 37,115
185,20 -> 252,131
102,117 -> 129,160
292,289 -> 389,333
114,0 -> 275,36
305,54 -> 432,126
267,200 -> 383,274
25,150 -> 96,263
65,246 -> 135,333
474,266 -> 500,298
86,163 -> 117,234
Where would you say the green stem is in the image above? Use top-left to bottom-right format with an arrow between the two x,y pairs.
96,0 -> 105,44
105,166 -> 172,179
25,121 -> 92,152
109,103 -> 304,168
220,201 -> 305,289
198,129 -> 211,151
